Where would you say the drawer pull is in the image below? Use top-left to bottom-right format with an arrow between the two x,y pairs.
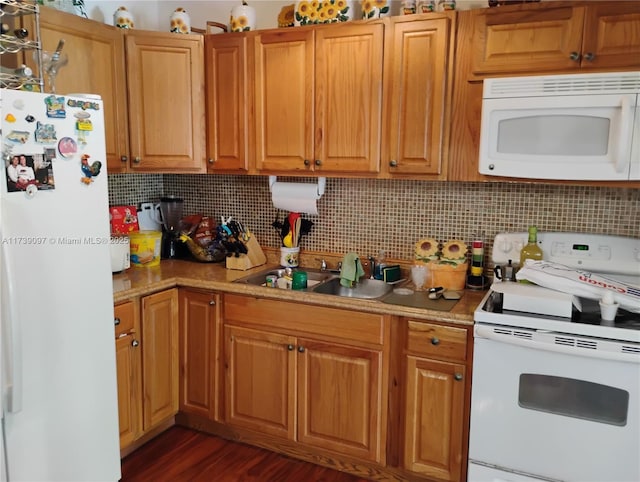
209,300 -> 216,306
287,344 -> 294,351
298,346 -> 305,353
114,317 -> 120,326
569,51 -> 580,61
431,337 -> 440,345
132,339 -> 139,347
454,373 -> 463,381
583,52 -> 595,62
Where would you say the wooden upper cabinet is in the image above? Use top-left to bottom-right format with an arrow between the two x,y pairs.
582,3 -> 640,71
32,7 -> 129,174
472,2 -> 640,75
253,22 -> 384,174
205,34 -> 249,172
315,23 -> 384,173
384,15 -> 453,178
125,31 -> 206,173
253,28 -> 314,173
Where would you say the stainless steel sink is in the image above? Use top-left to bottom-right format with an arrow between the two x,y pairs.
312,277 -> 394,299
234,267 -> 335,287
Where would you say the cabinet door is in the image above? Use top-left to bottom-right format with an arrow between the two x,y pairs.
115,333 -> 142,449
471,5 -> 585,75
125,31 -> 205,172
205,34 -> 249,172
224,325 -> 296,440
34,7 -> 129,173
315,23 -> 383,173
253,29 -> 314,172
404,356 -> 466,482
386,17 -> 451,176
179,289 -> 220,420
141,288 -> 179,430
114,301 -> 141,449
297,338 -> 384,463
582,3 -> 640,70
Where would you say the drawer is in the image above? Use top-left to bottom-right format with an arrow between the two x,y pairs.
406,320 -> 468,361
114,301 -> 135,337
224,294 -> 386,346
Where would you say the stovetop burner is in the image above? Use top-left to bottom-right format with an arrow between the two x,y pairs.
484,292 -> 640,331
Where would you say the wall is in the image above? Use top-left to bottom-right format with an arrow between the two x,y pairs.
85,0 -> 488,31
108,173 -> 640,263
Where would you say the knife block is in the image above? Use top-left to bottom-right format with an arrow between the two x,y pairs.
225,235 -> 267,271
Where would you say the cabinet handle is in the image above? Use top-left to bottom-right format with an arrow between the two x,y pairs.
389,160 -> 398,167
304,159 -> 311,166
583,52 -> 595,62
114,317 -> 120,326
133,157 -> 141,164
431,337 -> 440,345
132,339 -> 139,347
287,344 -> 294,351
569,51 -> 581,61
209,300 -> 216,305
314,159 -> 321,166
297,346 -> 305,353
120,155 -> 128,163
208,158 -> 215,164
454,373 -> 463,381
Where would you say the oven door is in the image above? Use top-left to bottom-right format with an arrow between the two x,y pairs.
468,325 -> 640,482
478,94 -> 637,181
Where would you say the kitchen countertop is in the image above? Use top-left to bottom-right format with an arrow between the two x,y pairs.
113,260 -> 486,326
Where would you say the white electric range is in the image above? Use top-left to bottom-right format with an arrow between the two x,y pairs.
469,232 -> 640,482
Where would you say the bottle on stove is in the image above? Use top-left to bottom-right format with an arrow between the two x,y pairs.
519,225 -> 543,266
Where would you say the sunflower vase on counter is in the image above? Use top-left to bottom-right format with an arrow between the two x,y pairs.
415,238 -> 469,291
294,0 -> 354,26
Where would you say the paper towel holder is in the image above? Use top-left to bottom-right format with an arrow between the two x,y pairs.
268,176 -> 326,197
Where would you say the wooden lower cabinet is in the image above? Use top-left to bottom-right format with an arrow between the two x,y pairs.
141,289 -> 180,430
114,289 -> 179,452
402,320 -> 472,482
297,338 -> 383,461
225,325 -> 296,439
114,301 -> 142,449
179,289 -> 222,421
223,294 -> 388,464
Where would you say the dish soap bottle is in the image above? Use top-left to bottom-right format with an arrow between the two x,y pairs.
374,250 -> 387,280
519,225 -> 543,266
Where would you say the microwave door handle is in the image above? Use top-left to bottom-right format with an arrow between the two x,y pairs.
614,96 -> 632,174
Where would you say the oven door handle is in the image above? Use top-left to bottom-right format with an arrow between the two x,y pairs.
475,325 -> 640,364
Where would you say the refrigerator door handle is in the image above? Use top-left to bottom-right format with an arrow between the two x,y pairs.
1,241 -> 22,413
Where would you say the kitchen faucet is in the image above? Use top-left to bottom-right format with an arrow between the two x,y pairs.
368,256 -> 375,279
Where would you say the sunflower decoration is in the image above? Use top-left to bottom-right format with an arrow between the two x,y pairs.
295,0 -> 350,25
362,0 -> 389,19
170,8 -> 191,34
415,238 -> 468,266
278,4 -> 295,27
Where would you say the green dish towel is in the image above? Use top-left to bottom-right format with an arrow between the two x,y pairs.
340,252 -> 365,288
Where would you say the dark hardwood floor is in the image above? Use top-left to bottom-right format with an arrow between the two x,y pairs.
121,426 -> 372,482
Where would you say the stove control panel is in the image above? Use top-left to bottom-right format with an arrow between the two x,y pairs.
492,232 -> 640,277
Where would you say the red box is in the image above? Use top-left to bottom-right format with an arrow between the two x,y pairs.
110,205 -> 139,234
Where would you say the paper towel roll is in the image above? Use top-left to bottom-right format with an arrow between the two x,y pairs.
271,181 -> 319,214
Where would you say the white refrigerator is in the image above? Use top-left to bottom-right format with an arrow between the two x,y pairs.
0,89 -> 121,481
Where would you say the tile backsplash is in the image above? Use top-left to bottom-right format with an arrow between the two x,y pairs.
108,174 -> 639,262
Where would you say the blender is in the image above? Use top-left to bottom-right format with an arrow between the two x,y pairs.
159,196 -> 184,259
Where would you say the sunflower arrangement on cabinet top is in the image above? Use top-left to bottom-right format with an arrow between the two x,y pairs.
361,0 -> 389,19
295,0 -> 350,25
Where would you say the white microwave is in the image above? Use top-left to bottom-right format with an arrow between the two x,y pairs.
478,71 -> 640,181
